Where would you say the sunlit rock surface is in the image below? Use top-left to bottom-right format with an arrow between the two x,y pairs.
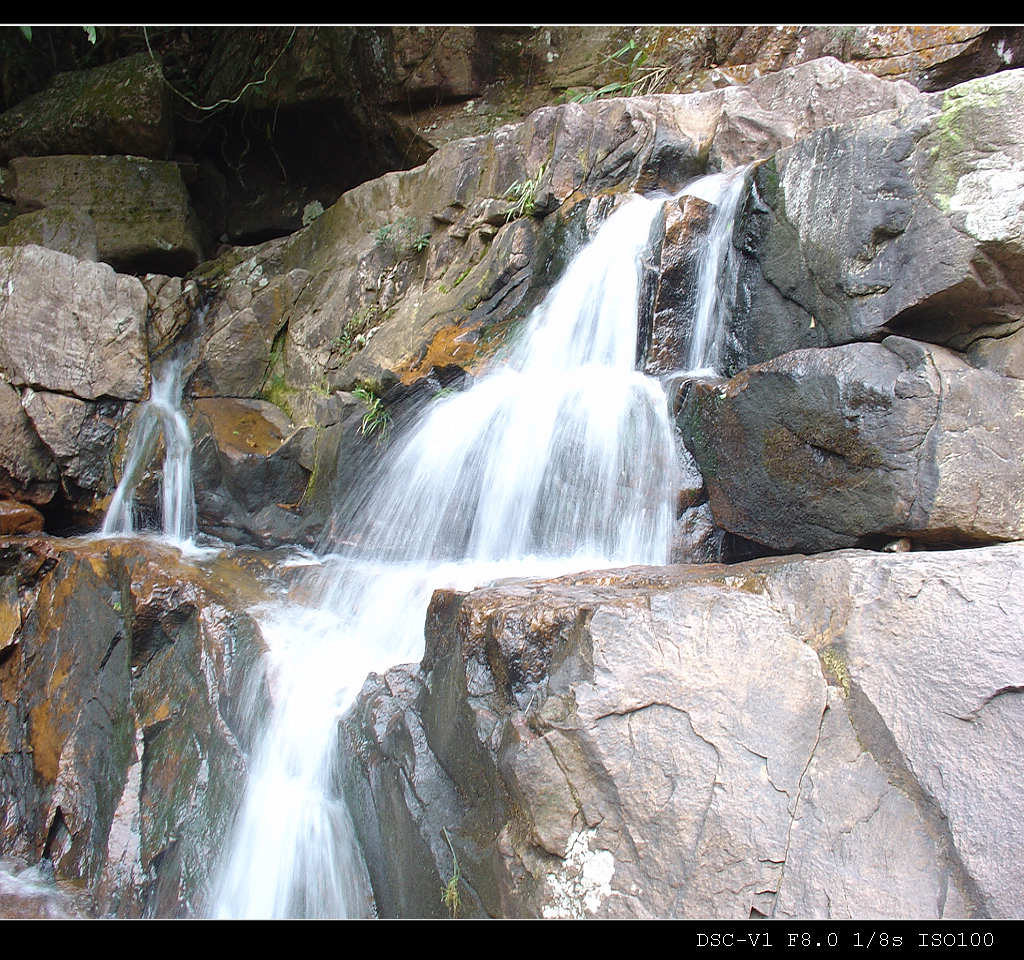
344,544 -> 1024,918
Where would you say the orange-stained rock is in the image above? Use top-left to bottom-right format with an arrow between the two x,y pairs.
0,534 -> 275,917
0,500 -> 44,534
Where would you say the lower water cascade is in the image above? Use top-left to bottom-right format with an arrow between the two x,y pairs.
209,176 -> 745,918
102,354 -> 197,547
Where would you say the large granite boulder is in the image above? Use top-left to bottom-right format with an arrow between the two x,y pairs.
0,245 -> 148,523
679,337 -> 1024,554
342,543 -> 1024,918
0,245 -> 148,401
725,69 -> 1024,375
0,535 -> 271,917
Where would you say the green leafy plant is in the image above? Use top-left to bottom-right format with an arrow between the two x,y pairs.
331,305 -> 378,358
353,386 -> 391,444
504,161 -> 547,223
18,25 -> 96,45
440,827 -> 461,917
569,38 -> 668,104
375,215 -> 431,260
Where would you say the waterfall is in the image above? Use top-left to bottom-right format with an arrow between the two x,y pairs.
679,168 -> 748,376
211,194 -> 680,918
101,354 -> 197,546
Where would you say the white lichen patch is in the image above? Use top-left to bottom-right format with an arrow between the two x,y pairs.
949,153 -> 1024,243
542,828 -> 615,919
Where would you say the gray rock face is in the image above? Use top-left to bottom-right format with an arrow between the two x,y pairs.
8,156 -> 203,275
21,390 -> 127,502
680,337 -> 1024,553
727,70 -> 1024,374
707,54 -> 919,171
0,206 -> 98,261
343,544 -> 1024,918
190,247 -> 310,400
0,245 -> 148,401
173,57 -> 925,423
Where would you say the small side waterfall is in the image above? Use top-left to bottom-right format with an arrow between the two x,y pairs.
102,355 -> 197,545
679,168 -> 749,376
666,168 -> 749,565
211,195 -> 680,918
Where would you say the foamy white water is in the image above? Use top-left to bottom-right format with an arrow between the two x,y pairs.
102,355 -> 197,547
211,194 -> 681,918
680,168 -> 748,376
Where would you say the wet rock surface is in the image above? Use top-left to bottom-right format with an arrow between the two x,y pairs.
1,37 -> 1024,920
344,544 -> 1024,918
0,535 -> 272,916
176,57 -> 928,429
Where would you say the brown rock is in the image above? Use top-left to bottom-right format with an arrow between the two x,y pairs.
0,535 -> 271,917
390,27 -> 481,104
642,194 -> 713,375
0,500 -> 44,534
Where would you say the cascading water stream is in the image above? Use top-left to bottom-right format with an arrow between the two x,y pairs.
101,354 -> 197,546
678,168 -> 749,376
211,194 -> 681,919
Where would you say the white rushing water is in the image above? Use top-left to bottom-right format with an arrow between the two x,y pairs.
678,168 -> 748,376
102,355 -> 197,547
211,194 -> 682,919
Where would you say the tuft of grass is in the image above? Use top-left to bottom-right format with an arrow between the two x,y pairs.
353,385 -> 391,444
504,161 -> 547,222
568,38 -> 668,104
440,826 -> 461,917
375,215 -> 431,260
331,305 -> 378,358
